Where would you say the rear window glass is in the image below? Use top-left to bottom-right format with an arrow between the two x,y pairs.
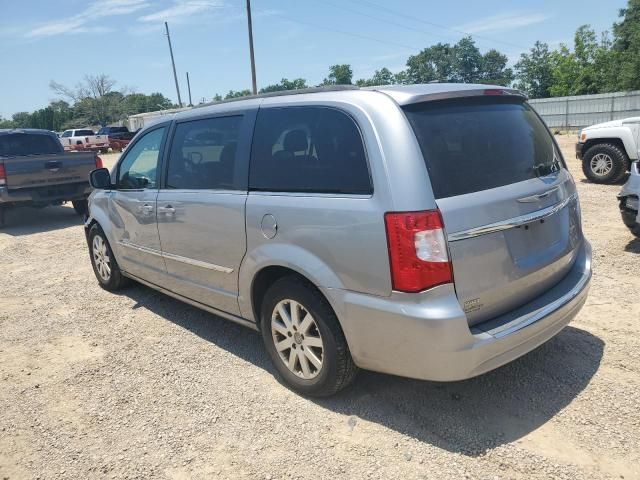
403,97 -> 558,199
75,130 -> 95,136
0,134 -> 61,156
249,107 -> 371,194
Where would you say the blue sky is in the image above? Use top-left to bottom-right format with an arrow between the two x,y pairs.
0,0 -> 627,118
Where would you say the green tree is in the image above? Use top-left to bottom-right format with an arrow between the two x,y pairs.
11,112 -> 32,128
355,67 -> 397,87
259,78 -> 308,93
451,37 -> 483,83
612,0 -> 640,90
224,89 -> 252,99
405,43 -> 454,83
515,41 -> 556,98
321,64 -> 353,85
480,49 -> 513,86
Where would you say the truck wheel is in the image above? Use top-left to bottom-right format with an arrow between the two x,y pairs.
88,224 -> 129,291
582,143 -> 629,184
0,206 -> 5,228
72,200 -> 88,215
260,276 -> 357,397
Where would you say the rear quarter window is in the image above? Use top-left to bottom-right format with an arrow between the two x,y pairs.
0,134 -> 61,156
403,97 -> 558,199
75,130 -> 95,136
249,106 -> 372,194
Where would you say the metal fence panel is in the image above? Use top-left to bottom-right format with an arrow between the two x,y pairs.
529,91 -> 640,129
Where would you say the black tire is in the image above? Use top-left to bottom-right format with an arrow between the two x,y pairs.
582,143 -> 629,184
260,276 -> 357,397
72,199 -> 88,215
0,206 -> 5,228
88,224 -> 129,291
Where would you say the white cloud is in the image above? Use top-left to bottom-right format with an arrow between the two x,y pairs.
26,0 -> 149,38
138,0 -> 225,23
455,12 -> 549,35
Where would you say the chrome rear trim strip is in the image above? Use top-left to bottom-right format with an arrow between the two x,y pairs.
118,240 -> 233,273
447,193 -> 578,242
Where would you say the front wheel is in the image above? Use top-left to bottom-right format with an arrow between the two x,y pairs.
582,143 -> 629,184
88,224 -> 129,291
260,276 -> 357,397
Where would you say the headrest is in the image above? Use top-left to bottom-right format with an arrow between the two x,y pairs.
283,129 -> 308,152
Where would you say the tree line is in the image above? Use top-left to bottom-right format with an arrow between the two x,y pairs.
0,74 -> 175,131
2,0 -> 639,130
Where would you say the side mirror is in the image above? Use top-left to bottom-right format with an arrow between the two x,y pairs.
90,168 -> 112,189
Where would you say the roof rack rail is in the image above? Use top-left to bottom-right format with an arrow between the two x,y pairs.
194,85 -> 360,109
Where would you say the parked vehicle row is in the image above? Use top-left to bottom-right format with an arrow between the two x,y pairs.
96,126 -> 137,152
59,129 -> 110,153
0,128 -> 102,227
84,84 -> 592,397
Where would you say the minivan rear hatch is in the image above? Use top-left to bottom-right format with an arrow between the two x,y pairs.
403,94 -> 584,326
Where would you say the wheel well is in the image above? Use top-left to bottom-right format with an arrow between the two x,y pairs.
251,266 -> 313,330
584,138 -> 628,157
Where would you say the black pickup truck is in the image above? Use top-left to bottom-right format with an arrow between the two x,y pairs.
96,126 -> 137,151
0,129 -> 100,227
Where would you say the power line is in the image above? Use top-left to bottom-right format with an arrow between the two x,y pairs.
267,12 -> 419,52
346,0 -> 529,50
308,0 -> 455,45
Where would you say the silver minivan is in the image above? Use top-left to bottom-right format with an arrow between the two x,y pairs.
86,84 -> 592,396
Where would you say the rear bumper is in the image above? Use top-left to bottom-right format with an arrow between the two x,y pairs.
0,183 -> 92,206
325,241 -> 592,382
576,142 -> 586,159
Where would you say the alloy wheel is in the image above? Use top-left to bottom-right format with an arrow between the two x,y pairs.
271,299 -> 324,380
590,153 -> 613,177
92,235 -> 111,281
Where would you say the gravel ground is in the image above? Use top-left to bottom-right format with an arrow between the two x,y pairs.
1,138 -> 639,480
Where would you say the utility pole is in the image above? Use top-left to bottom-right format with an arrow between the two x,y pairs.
164,21 -> 183,107
186,72 -> 193,106
246,0 -> 257,95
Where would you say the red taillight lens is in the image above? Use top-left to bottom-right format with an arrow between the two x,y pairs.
484,89 -> 505,96
95,155 -> 104,169
384,210 -> 452,293
0,162 -> 6,185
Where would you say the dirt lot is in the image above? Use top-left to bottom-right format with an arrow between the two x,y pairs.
1,138 -> 639,480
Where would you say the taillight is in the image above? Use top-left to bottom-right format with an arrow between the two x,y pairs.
95,155 -> 104,169
384,210 -> 452,293
0,162 -> 6,186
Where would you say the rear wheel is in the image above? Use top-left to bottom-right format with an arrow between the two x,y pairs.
260,276 -> 357,397
72,199 -> 88,215
88,224 -> 129,291
582,143 -> 629,184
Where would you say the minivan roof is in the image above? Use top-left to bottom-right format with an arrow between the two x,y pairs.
170,83 -> 525,122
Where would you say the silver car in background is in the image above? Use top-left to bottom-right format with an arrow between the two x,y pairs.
85,84 -> 591,396
619,161 -> 640,237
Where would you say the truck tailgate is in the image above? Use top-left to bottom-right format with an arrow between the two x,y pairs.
2,152 -> 96,190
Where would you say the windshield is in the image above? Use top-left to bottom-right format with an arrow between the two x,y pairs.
0,133 -> 61,156
403,97 -> 559,199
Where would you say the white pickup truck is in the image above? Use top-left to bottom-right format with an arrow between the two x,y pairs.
576,117 -> 640,184
59,129 -> 109,153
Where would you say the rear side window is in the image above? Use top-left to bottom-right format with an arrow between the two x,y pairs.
249,107 -> 371,194
75,130 -> 95,136
166,116 -> 243,190
403,97 -> 558,199
0,134 -> 61,156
